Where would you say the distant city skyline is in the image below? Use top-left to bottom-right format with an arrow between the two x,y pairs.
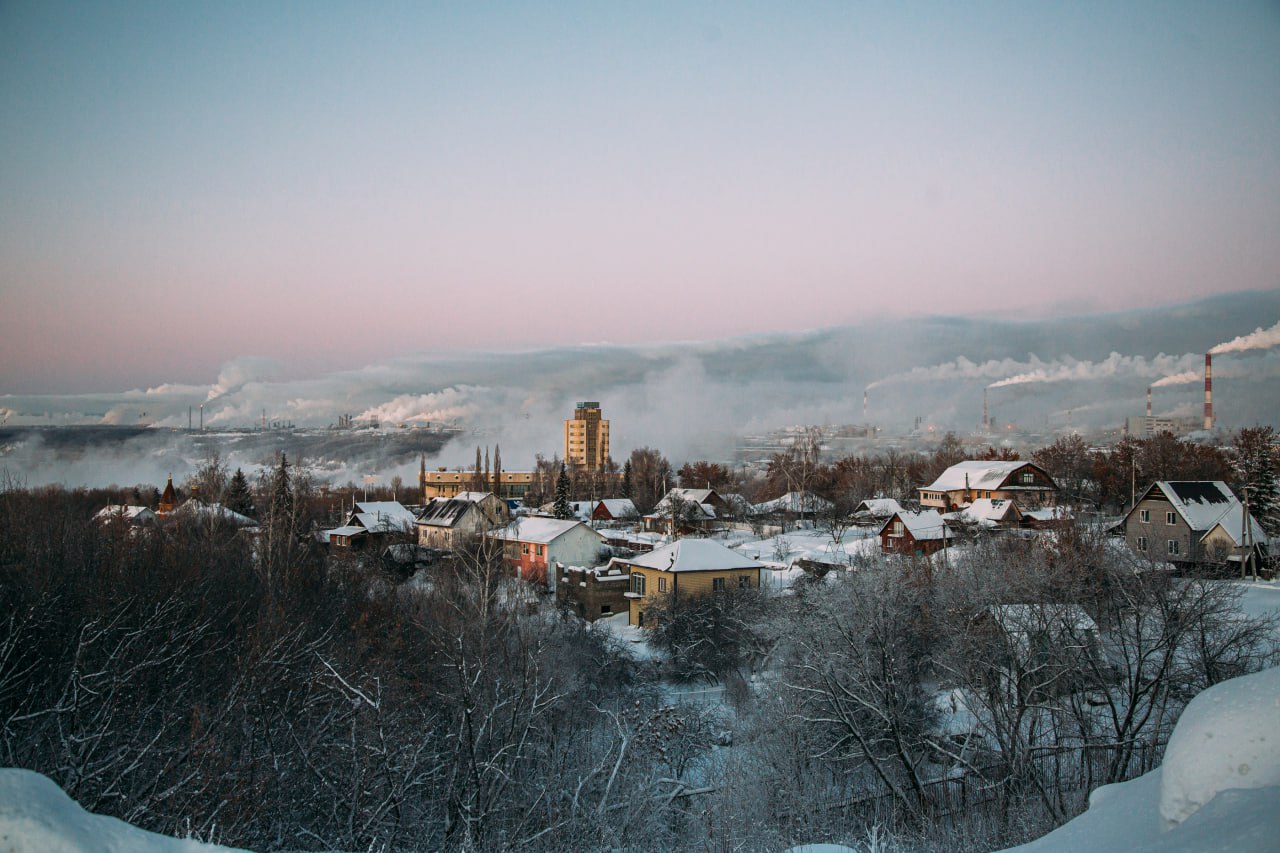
2,2 -> 1278,393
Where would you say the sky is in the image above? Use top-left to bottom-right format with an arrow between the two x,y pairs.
2,1 -> 1279,394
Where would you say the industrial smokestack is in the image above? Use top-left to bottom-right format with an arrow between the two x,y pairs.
983,388 -> 989,431
863,389 -> 868,422
1204,353 -> 1214,431
1146,386 -> 1152,418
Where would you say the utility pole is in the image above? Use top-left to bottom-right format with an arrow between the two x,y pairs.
1243,486 -> 1256,582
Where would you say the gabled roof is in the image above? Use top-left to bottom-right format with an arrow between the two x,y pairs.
416,498 -> 477,528
752,491 -> 834,515
1200,503 -> 1269,548
922,460 -> 1050,493
594,498 -> 638,519
489,517 -> 603,545
94,505 -> 156,523
654,488 -> 721,513
1130,481 -> 1252,533
855,498 -> 903,517
452,491 -> 500,504
173,500 -> 257,527
953,498 -> 1022,526
879,510 -> 952,542
349,501 -> 416,534
627,538 -> 764,573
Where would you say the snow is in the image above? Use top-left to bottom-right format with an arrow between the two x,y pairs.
1158,665 -> 1280,829
1005,665 -> 1280,852
592,611 -> 664,661
923,460 -> 1033,492
751,491 -> 834,515
879,510 -> 951,542
627,538 -> 764,573
489,516 -> 600,544
0,767 -> 246,852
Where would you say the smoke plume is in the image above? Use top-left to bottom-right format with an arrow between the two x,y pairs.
1210,320 -> 1280,355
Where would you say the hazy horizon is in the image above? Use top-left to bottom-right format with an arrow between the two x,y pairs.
3,2 -> 1279,393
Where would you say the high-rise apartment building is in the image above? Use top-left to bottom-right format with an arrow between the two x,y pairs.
564,401 -> 610,470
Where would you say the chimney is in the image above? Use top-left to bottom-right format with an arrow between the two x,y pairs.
1204,353 -> 1214,431
983,388 -> 989,431
863,390 -> 868,422
1146,386 -> 1152,418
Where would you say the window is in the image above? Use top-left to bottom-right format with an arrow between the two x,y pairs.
1166,511 -> 1176,525
891,521 -> 904,537
600,605 -> 612,614
536,544 -> 544,556
1021,472 -> 1034,484
1136,536 -> 1148,552
712,577 -> 726,592
630,573 -> 646,596
1139,509 -> 1150,523
738,575 -> 751,589
1168,540 -> 1180,556
522,543 -> 530,554
658,576 -> 668,593
637,610 -> 645,626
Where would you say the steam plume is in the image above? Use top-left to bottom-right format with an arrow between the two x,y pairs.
1210,320 -> 1280,355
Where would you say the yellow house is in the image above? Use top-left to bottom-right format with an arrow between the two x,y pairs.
624,539 -> 764,627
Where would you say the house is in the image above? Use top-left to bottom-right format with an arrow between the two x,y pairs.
325,500 -> 417,549
554,562 -> 631,621
415,491 -> 509,549
170,499 -> 258,530
1121,481 -> 1267,568
751,491 -> 834,518
945,498 -> 1023,530
591,498 -> 639,523
94,504 -> 157,527
488,517 -> 605,587
621,538 -> 764,627
919,460 -> 1058,513
641,489 -> 722,534
853,498 -> 903,525
879,509 -> 953,557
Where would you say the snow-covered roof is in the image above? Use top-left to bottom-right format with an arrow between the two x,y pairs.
489,516 -> 602,545
173,500 -> 257,527
594,498 -> 638,519
855,498 -> 902,517
628,538 -> 764,573
645,499 -> 716,520
923,460 -> 1045,492
1023,506 -> 1073,522
752,491 -> 834,515
415,498 -> 476,528
350,501 -> 416,533
1131,481 -> 1258,534
879,510 -> 952,541
1200,503 -> 1269,548
953,498 -> 1021,526
451,491 -> 497,503
94,504 -> 155,523
325,525 -> 367,539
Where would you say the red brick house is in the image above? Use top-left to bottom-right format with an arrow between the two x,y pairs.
879,509 -> 953,557
488,517 -> 605,588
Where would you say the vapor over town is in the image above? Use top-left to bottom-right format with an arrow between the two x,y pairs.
3,3 -> 1280,852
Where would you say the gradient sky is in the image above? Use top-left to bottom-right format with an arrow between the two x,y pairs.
2,1 -> 1279,393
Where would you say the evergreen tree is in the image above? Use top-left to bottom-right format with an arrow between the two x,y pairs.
224,468 -> 256,519
553,464 -> 573,519
1232,427 -> 1280,533
622,459 -> 633,499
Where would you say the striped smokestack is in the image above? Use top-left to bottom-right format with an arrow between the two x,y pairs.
983,388 -> 989,430
1204,353 -> 1213,431
863,389 -> 868,421
1146,386 -> 1152,418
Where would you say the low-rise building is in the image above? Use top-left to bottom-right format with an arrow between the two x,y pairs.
415,491 -> 509,550
919,461 -> 1058,513
488,517 -> 605,587
879,509 -> 953,557
554,562 -> 631,621
621,539 -> 763,627
1120,481 -> 1267,568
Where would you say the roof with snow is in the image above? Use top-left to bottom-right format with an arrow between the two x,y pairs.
451,491 -> 499,503
349,501 -> 416,533
173,500 -> 257,527
922,460 -> 1051,492
594,498 -> 638,519
1129,481 -> 1261,535
652,488 -> 722,514
752,491 -> 834,515
627,538 -> 765,573
489,516 -> 602,545
1200,503 -> 1269,548
951,498 -> 1022,526
94,504 -> 156,523
855,498 -> 903,517
879,509 -> 952,542
415,498 -> 478,528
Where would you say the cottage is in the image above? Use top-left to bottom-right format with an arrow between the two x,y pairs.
945,498 -> 1023,530
94,504 -> 157,527
488,517 -> 605,588
641,489 -> 721,534
591,498 -> 639,523
325,500 -> 416,549
1121,481 -> 1267,568
879,509 -> 953,557
919,461 -> 1058,513
622,539 -> 763,627
751,490 -> 834,518
415,491 -> 509,550
853,498 -> 903,525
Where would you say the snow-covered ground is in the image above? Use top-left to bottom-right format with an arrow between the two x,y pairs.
1003,665 -> 1280,853
0,768 -> 246,852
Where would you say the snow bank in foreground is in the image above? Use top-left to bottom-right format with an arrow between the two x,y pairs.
1007,666 -> 1280,853
0,768 -> 246,853
1158,664 -> 1280,829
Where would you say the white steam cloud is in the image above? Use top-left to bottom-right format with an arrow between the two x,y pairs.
987,352 -> 1200,389
1210,320 -> 1280,355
